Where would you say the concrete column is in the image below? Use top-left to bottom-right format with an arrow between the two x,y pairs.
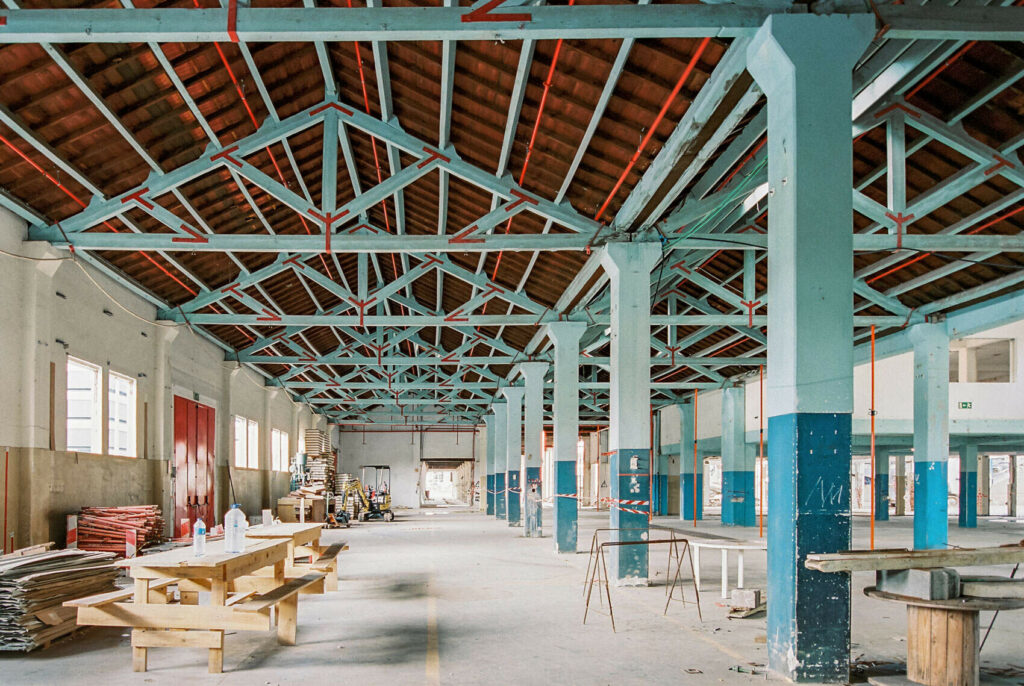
893,455 -> 907,516
679,398 -> 701,521
909,321 -> 950,549
721,386 -> 754,526
491,402 -> 507,520
748,14 -> 872,682
1007,458 -> 1015,518
874,449 -> 890,521
549,322 -> 585,553
520,361 -> 547,534
600,241 -> 660,583
978,454 -> 990,516
502,386 -> 525,527
654,411 -> 669,516
484,415 -> 495,515
959,443 -> 978,528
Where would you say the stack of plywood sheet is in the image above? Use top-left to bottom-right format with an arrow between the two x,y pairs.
304,429 -> 328,456
77,506 -> 164,555
0,548 -> 119,651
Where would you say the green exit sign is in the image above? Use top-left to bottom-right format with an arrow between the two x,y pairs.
958,401 -> 973,410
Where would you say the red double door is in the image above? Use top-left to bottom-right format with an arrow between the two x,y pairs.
173,396 -> 216,534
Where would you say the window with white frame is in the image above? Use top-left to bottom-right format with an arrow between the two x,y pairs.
67,357 -> 102,453
271,429 -> 290,471
233,415 -> 259,469
108,371 -> 137,457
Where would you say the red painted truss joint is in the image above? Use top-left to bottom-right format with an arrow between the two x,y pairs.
310,102 -> 355,117
418,147 -> 452,169
210,145 -> 242,168
448,225 -> 485,245
461,0 -> 532,24
120,187 -> 154,210
171,224 -> 208,244
985,156 -> 1016,176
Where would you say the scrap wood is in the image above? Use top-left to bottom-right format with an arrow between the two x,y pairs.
76,506 -> 163,555
0,549 -> 118,651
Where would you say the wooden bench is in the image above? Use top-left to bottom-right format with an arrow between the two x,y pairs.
310,542 -> 347,591
236,572 -> 325,645
65,578 -> 180,607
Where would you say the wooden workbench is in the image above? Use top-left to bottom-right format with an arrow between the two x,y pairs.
68,539 -> 295,673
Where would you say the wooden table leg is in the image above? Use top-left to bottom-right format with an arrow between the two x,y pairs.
208,577 -> 227,673
277,595 -> 298,646
906,605 -> 980,686
132,579 -> 150,672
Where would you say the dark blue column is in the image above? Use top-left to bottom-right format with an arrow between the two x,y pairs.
874,450 -> 889,521
679,399 -> 701,521
485,415 -> 495,515
959,443 -> 978,528
494,472 -> 507,520
747,14 -> 872,682
767,413 -> 852,682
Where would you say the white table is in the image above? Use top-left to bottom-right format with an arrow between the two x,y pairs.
691,540 -> 767,598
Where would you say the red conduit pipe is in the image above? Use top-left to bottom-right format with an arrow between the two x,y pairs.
0,134 -> 198,296
3,447 -> 8,554
758,363 -> 764,538
867,203 -> 1024,285
594,36 -> 712,223
489,5 -> 575,285
189,0 -> 335,281
692,388 -> 699,527
870,324 -> 877,550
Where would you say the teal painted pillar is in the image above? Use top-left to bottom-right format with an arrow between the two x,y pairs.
601,241 -> 660,583
502,386 -> 525,527
959,443 -> 978,528
874,449 -> 890,521
520,362 -> 547,536
491,402 -> 507,520
909,321 -> 949,549
748,14 -> 872,683
484,415 -> 495,515
679,399 -> 701,521
721,386 -> 755,526
549,322 -> 585,553
654,412 -> 669,516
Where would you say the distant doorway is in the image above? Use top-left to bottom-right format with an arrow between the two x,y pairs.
420,459 -> 474,507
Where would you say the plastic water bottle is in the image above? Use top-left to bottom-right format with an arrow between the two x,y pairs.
224,504 -> 246,553
192,517 -> 206,557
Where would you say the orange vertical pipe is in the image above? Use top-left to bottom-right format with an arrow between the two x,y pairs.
692,389 -> 699,527
758,364 -> 764,538
870,325 -> 877,550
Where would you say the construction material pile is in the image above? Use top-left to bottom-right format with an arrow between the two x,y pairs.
303,428 -> 336,493
77,505 -> 164,555
0,548 -> 119,651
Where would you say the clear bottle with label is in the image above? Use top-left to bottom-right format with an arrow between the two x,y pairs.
193,517 -> 206,557
224,504 -> 247,553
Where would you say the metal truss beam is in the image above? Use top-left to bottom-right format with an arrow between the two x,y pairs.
3,6 -> 1024,43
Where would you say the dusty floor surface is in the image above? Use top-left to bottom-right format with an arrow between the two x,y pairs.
2,508 -> 1022,685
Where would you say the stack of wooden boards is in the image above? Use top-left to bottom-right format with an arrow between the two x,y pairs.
76,506 -> 164,555
0,546 -> 119,651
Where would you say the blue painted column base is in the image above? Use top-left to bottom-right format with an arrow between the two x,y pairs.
525,466 -> 541,532
486,474 -> 494,515
914,460 -> 948,549
654,474 -> 669,516
959,470 -> 977,528
554,460 -> 577,553
875,470 -> 889,521
507,470 -> 522,526
767,412 -> 851,683
681,473 -> 703,521
494,473 -> 506,520
610,448 -> 650,583
722,470 -> 756,526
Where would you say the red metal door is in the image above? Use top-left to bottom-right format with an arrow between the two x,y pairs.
174,396 -> 216,533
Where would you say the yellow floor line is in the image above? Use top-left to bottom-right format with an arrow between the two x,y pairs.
426,587 -> 440,686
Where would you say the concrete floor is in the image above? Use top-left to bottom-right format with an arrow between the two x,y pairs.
2,510 -> 1023,685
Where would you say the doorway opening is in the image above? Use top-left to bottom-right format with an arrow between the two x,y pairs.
420,459 -> 474,507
